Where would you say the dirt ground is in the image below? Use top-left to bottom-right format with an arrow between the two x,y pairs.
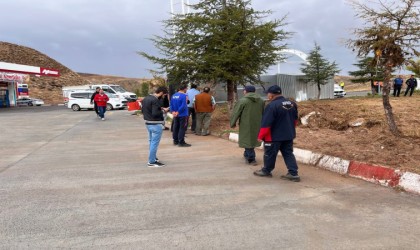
210,91 -> 420,174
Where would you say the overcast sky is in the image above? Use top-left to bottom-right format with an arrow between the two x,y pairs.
1,0 -> 368,78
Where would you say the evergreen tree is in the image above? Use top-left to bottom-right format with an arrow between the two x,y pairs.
300,43 -> 340,99
349,57 -> 385,94
406,59 -> 420,76
139,0 -> 290,108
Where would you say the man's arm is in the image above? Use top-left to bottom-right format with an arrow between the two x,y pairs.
230,100 -> 243,128
258,105 -> 274,142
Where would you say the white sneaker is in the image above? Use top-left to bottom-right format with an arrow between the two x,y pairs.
101,118 -> 105,121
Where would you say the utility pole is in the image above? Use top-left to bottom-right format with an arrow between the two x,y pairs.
170,0 -> 190,16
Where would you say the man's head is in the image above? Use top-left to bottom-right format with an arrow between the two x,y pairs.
99,89 -> 104,94
191,83 -> 198,89
203,87 -> 210,93
411,75 -> 415,78
244,85 -> 256,93
265,85 -> 282,100
155,86 -> 168,97
178,84 -> 188,93
96,87 -> 101,92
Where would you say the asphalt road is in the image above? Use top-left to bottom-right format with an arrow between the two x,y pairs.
0,106 -> 419,249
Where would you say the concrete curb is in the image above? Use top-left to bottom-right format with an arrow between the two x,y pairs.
228,132 -> 420,195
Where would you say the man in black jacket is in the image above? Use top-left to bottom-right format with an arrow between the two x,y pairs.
141,86 -> 168,167
90,87 -> 101,117
404,75 -> 418,97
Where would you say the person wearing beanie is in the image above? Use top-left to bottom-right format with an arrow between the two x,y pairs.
230,85 -> 265,165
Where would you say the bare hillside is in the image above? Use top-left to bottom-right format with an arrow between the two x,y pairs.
0,41 -> 85,104
0,42 -> 150,104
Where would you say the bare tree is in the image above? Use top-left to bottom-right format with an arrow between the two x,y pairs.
347,0 -> 420,136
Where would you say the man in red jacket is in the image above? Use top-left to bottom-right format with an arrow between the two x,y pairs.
93,89 -> 109,121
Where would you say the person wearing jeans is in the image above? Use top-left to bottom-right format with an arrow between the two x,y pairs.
186,83 -> 200,132
145,124 -> 163,166
93,89 -> 109,121
141,86 -> 169,167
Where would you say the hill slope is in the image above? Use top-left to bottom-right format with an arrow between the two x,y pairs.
0,42 -> 150,104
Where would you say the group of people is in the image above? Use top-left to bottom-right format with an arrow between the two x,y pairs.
142,83 -> 301,182
90,87 -> 109,121
141,83 -> 217,167
393,75 -> 418,97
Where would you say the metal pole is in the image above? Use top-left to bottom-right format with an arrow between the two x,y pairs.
170,0 -> 174,18
186,0 -> 190,13
181,0 -> 185,15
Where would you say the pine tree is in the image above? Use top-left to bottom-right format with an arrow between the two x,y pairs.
139,0 -> 290,108
349,57 -> 385,94
300,43 -> 340,100
406,59 -> 420,76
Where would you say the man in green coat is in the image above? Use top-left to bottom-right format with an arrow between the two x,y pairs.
230,85 -> 265,165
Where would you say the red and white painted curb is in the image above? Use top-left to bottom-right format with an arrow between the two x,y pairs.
229,133 -> 420,195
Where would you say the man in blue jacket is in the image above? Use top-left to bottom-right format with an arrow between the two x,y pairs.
170,83 -> 191,147
254,85 -> 300,182
393,75 -> 403,97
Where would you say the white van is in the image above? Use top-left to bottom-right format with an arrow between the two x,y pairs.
67,90 -> 127,111
90,84 -> 137,101
63,84 -> 137,104
62,85 -> 91,105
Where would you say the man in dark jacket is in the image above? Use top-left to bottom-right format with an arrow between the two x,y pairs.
90,87 -> 101,117
141,86 -> 168,167
253,85 -> 300,182
230,85 -> 264,165
404,75 -> 418,97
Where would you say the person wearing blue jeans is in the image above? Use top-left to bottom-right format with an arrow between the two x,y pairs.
146,124 -> 163,165
141,86 -> 169,167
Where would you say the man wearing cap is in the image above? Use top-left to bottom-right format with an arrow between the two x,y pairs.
230,85 -> 265,165
254,85 -> 301,182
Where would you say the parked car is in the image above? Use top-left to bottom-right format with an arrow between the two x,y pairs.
31,98 -> 44,106
16,97 -> 33,106
67,90 -> 127,111
16,97 -> 45,106
334,84 -> 346,98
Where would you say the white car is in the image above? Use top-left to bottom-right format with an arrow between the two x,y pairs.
334,84 -> 346,98
16,97 -> 44,106
31,98 -> 44,106
67,91 -> 127,111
